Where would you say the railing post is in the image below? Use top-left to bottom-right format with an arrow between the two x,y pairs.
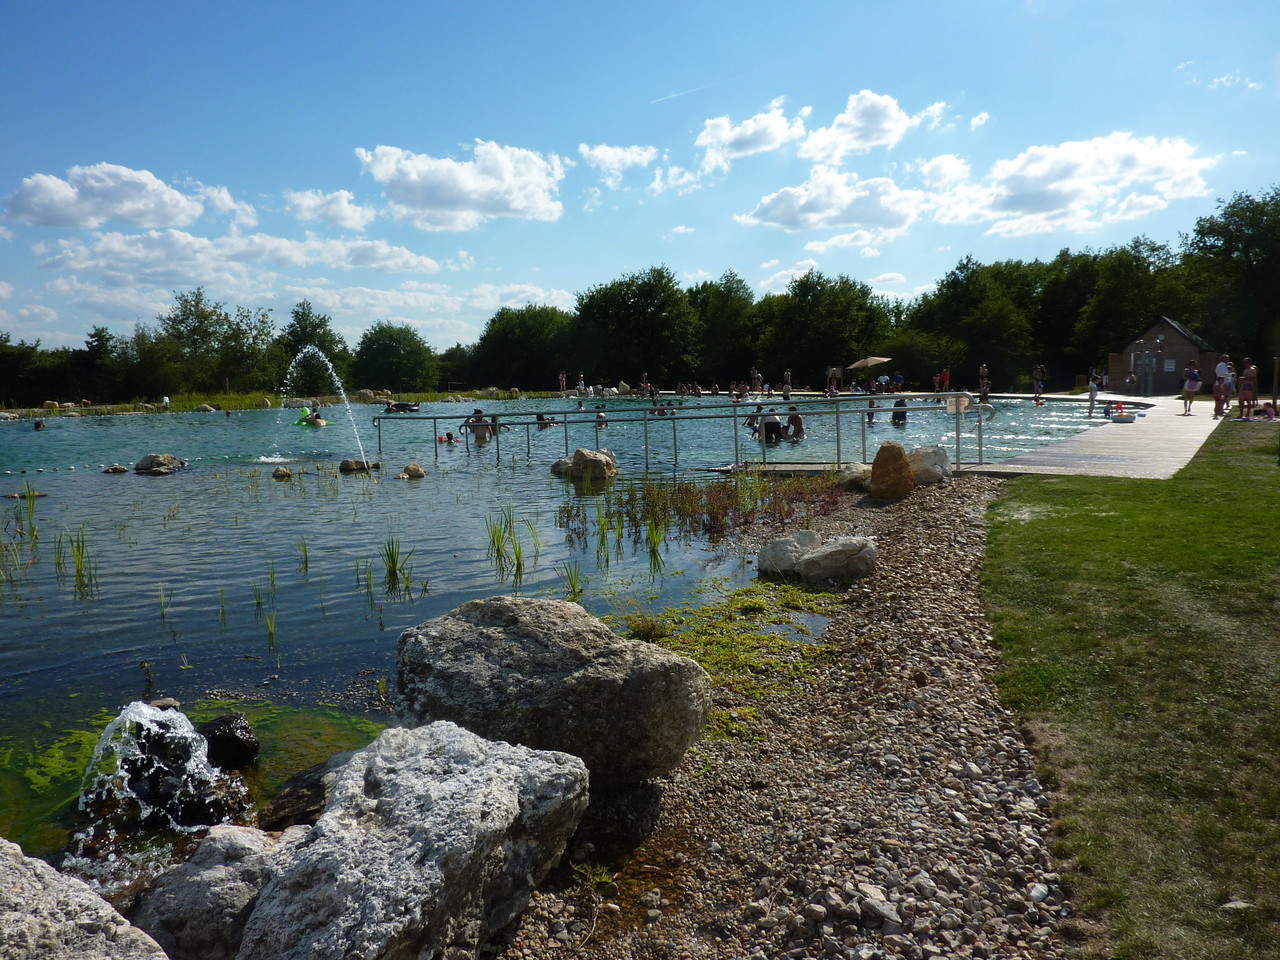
644,409 -> 650,473
526,423 -> 531,459
834,398 -> 842,468
563,418 -> 569,458
860,402 -> 867,463
672,416 -> 678,468
432,417 -> 438,461
494,414 -> 501,463
732,408 -> 740,467
977,409 -> 984,465
954,400 -> 961,466
376,417 -> 382,455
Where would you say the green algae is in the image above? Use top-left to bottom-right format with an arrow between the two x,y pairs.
620,578 -> 838,738
0,699 -> 384,861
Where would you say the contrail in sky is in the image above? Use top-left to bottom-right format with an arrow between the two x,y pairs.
649,83 -> 714,104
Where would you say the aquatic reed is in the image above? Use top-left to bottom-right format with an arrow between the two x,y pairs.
556,560 -> 586,601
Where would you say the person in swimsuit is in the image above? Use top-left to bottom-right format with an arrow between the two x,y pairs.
784,406 -> 805,439
1238,357 -> 1258,419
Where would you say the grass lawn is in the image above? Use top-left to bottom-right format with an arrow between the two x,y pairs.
982,420 -> 1280,959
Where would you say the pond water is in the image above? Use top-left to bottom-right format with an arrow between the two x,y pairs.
0,394 -> 1108,855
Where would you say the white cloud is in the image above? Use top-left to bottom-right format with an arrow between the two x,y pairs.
683,269 -> 713,283
445,249 -> 475,271
969,111 -> 990,130
798,91 -> 944,165
0,224 -> 10,240
41,229 -> 443,294
285,189 -> 377,231
1208,71 -> 1263,91
869,272 -> 905,284
1101,192 -> 1168,222
737,165 -> 929,233
759,258 -> 779,269
670,224 -> 695,234
356,141 -> 568,231
860,247 -> 881,258
803,228 -> 895,253
759,258 -> 818,293
464,283 -> 574,312
695,97 -> 809,175
647,164 -> 701,196
918,154 -> 971,189
0,280 -> 12,300
577,143 -> 658,189
975,131 -> 1217,236
4,162 -> 203,229
195,185 -> 257,229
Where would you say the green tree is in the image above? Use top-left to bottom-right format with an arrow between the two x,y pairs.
471,304 -> 572,388
351,321 -> 439,392
1184,186 -> 1280,367
574,266 -> 700,384
756,269 -> 891,385
689,270 -> 757,382
271,300 -> 352,395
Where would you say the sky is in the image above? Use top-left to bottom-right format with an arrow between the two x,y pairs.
1,0 -> 1277,351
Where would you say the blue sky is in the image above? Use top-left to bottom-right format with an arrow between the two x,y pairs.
1,0 -> 1276,349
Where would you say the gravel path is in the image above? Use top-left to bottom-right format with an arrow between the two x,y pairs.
500,477 -> 1070,960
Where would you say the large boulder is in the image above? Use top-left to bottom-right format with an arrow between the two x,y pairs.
616,380 -> 631,396
195,403 -> 216,413
0,837 -> 167,959
338,459 -> 379,473
795,537 -> 877,585
569,447 -> 617,482
907,444 -> 952,484
131,825 -> 305,960
397,596 -> 713,785
869,442 -> 916,500
757,530 -> 822,575
550,455 -> 573,477
134,453 -> 186,476
235,723 -> 588,960
42,400 -> 59,410
403,462 -> 426,479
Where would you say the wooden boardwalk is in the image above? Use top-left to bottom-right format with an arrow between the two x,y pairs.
960,394 -> 1222,479
725,394 -> 1235,481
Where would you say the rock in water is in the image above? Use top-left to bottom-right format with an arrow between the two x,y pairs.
569,447 -> 617,482
907,444 -> 952,484
131,825 -> 306,960
397,596 -> 712,784
234,723 -> 588,960
195,404 -> 216,413
795,537 -> 877,585
757,530 -> 821,575
133,453 -> 186,476
403,462 -> 426,478
869,442 -> 916,500
196,713 -> 260,769
0,838 -> 167,959
270,466 -> 291,481
338,459 -> 379,473
549,456 -> 573,476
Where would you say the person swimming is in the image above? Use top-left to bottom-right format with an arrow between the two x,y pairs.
33,419 -> 45,431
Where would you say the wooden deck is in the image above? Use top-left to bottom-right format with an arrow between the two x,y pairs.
723,394 -> 1235,481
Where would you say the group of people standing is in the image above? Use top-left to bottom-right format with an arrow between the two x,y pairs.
1204,354 -> 1262,419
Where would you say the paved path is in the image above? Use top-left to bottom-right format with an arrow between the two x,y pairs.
961,394 -> 1221,479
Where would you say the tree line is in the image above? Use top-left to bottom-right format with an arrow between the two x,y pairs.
2,186 -> 1277,406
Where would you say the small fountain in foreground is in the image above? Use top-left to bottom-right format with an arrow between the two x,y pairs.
64,701 -> 247,896
280,345 -> 370,467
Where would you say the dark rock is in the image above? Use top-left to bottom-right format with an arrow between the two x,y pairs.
196,713 -> 259,770
133,453 -> 187,476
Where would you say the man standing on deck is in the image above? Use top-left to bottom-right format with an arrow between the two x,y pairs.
1087,375 -> 1100,417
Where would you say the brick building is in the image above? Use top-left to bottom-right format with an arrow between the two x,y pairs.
1107,317 -> 1217,395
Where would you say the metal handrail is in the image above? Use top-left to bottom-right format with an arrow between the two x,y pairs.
370,392 -> 994,468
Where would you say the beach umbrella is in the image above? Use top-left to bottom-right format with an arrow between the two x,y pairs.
847,356 -> 891,370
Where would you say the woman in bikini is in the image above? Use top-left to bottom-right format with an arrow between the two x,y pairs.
1238,358 -> 1258,419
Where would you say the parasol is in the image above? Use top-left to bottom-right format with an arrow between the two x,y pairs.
847,356 -> 891,370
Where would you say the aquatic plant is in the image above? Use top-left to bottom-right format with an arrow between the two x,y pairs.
267,562 -> 277,594
218,587 -> 227,627
179,654 -> 193,670
53,531 -> 67,576
296,539 -> 309,574
555,560 -> 586,601
265,609 -> 277,648
252,582 -> 264,609
157,583 -> 171,619
379,536 -> 414,593
68,525 -> 95,598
